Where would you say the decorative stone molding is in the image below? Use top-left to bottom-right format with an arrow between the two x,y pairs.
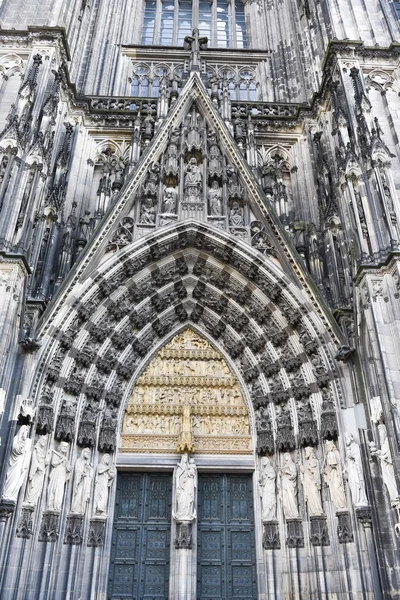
262,521 -> 280,549
310,516 -> 330,546
16,506 -> 34,539
87,517 -> 106,547
337,512 -> 354,544
286,519 -> 304,548
38,511 -> 60,543
174,521 -> 193,549
64,514 -> 84,545
0,499 -> 16,521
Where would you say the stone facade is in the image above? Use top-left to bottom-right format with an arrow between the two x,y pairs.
0,1 -> 400,598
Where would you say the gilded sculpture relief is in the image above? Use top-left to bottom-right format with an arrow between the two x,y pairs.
121,328 -> 251,454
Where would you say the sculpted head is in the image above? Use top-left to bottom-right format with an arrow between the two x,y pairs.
59,441 -> 69,454
102,454 -> 111,465
82,448 -> 91,460
344,432 -> 353,446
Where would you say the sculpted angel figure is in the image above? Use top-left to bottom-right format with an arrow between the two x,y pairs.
259,457 -> 277,521
24,435 -> 48,506
70,448 -> 92,515
93,454 -> 116,516
278,452 -> 299,519
300,447 -> 323,516
2,425 -> 32,503
344,432 -> 368,507
46,441 -> 71,512
323,440 -> 347,511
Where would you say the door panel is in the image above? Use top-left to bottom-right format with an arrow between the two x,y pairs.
108,473 -> 172,600
197,474 -> 257,600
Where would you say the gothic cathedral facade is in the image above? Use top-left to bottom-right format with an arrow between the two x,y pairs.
0,1 -> 400,599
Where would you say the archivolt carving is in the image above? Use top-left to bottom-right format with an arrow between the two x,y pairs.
121,328 -> 252,454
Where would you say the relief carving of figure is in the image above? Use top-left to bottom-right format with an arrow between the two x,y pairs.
93,454 -> 116,516
2,425 -> 32,502
229,201 -> 244,227
174,453 -> 197,521
70,448 -> 92,515
278,452 -> 299,519
24,435 -> 48,506
323,440 -> 347,511
300,446 -> 323,516
259,457 -> 276,521
344,432 -> 368,507
208,181 -> 222,216
46,441 -> 71,512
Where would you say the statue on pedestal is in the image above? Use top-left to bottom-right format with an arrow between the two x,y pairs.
174,454 -> 197,521
259,457 -> 276,521
2,425 -> 32,502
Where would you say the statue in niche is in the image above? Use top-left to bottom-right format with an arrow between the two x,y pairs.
278,452 -> 299,519
70,447 -> 92,515
208,130 -> 222,178
46,441 -> 71,512
2,425 -> 32,502
140,197 -> 156,224
24,435 -> 48,506
323,440 -> 347,511
344,432 -> 368,507
369,424 -> 399,503
184,157 -> 202,201
174,453 -> 197,521
165,129 -> 180,176
300,446 -> 323,516
226,165 -> 243,200
229,201 -> 244,227
142,162 -> 160,197
93,454 -> 116,516
162,186 -> 177,214
259,457 -> 277,521
208,181 -> 222,216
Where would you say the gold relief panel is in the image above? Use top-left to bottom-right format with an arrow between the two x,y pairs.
120,328 -> 252,454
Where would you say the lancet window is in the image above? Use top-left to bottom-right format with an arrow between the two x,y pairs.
141,0 -> 248,48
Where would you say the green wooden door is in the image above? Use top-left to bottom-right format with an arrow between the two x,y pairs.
108,472 -> 172,600
197,474 -> 257,600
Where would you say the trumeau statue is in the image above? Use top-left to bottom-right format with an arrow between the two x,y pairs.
323,440 -> 347,511
300,446 -> 324,516
70,447 -> 93,515
344,432 -> 368,507
93,454 -> 116,516
370,424 -> 399,503
24,435 -> 48,506
2,425 -> 32,502
46,441 -> 71,512
174,453 -> 197,521
259,457 -> 277,521
279,452 -> 299,519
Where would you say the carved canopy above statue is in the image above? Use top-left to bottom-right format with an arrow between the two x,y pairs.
121,328 -> 251,454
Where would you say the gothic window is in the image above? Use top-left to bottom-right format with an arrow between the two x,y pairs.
395,1 -> 400,17
141,0 -> 248,48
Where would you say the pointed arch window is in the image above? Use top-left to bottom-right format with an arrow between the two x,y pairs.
141,0 -> 248,48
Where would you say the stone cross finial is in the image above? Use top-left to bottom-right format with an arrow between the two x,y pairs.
184,29 -> 208,72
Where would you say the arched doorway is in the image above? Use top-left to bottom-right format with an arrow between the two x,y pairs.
108,328 -> 257,599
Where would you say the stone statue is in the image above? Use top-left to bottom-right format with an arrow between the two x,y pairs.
93,454 -> 116,516
370,425 -> 399,503
279,452 -> 299,519
344,432 -> 368,507
24,435 -> 48,506
162,186 -> 177,214
184,157 -> 202,201
174,454 -> 197,521
229,201 -> 244,227
184,28 -> 208,72
300,447 -> 323,516
46,441 -> 71,512
2,425 -> 32,502
323,440 -> 347,511
140,197 -> 156,224
259,457 -> 276,521
208,181 -> 222,216
70,448 -> 92,515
